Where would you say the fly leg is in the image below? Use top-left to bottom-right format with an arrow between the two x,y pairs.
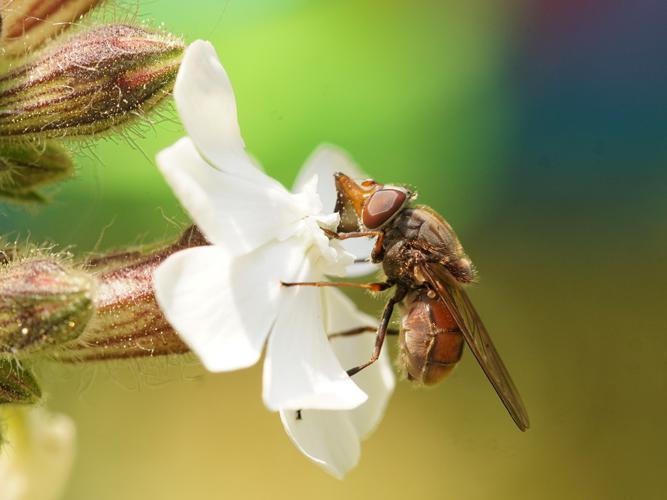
281,281 -> 392,292
345,288 -> 405,377
328,326 -> 398,339
322,228 -> 385,262
291,288 -> 402,423
295,325 -> 379,423
322,228 -> 382,240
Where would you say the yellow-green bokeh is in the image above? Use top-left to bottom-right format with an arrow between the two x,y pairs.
4,1 -> 665,499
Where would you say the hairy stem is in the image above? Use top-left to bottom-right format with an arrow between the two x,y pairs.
53,227 -> 206,363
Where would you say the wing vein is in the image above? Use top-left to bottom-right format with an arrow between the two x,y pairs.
420,262 -> 530,431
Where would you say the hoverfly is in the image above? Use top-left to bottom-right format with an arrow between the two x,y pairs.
283,173 -> 529,431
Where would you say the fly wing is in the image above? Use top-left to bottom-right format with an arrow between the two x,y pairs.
420,262 -> 530,431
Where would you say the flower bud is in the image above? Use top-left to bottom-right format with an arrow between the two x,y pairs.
0,140 -> 73,203
0,0 -> 105,57
0,359 -> 41,404
0,259 -> 94,354
0,24 -> 184,139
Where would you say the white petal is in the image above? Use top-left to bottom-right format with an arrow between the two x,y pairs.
174,40 -> 262,179
294,222 -> 354,278
293,144 -> 367,211
279,409 -> 360,480
263,262 -> 368,411
322,287 -> 377,333
157,137 -> 312,255
324,288 -> 396,438
341,238 -> 379,278
293,144 -> 380,277
154,241 -> 305,372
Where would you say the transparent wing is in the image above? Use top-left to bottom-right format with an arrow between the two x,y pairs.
420,262 -> 530,431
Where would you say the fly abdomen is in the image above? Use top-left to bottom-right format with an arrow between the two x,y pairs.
399,290 -> 464,385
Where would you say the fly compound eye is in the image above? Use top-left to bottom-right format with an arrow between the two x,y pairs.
362,188 -> 408,229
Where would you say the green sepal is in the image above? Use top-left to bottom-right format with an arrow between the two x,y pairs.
0,259 -> 95,354
0,141 -> 72,202
0,359 -> 41,405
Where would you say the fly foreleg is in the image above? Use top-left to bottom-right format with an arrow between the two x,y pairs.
321,228 -> 382,241
321,228 -> 385,262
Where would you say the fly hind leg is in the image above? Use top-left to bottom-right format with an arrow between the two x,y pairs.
281,280 -> 405,378
345,288 -> 405,377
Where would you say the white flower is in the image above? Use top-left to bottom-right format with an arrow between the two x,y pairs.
0,406 -> 76,500
294,145 -> 379,278
153,40 -> 395,478
280,287 -> 395,479
153,40 -> 368,411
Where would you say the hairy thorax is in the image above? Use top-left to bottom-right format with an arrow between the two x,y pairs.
380,206 -> 471,287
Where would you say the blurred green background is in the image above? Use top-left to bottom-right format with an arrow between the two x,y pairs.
4,0 -> 667,499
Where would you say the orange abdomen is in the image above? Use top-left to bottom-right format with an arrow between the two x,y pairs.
399,290 -> 464,385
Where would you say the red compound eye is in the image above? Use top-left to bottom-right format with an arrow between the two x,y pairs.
362,188 -> 408,229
